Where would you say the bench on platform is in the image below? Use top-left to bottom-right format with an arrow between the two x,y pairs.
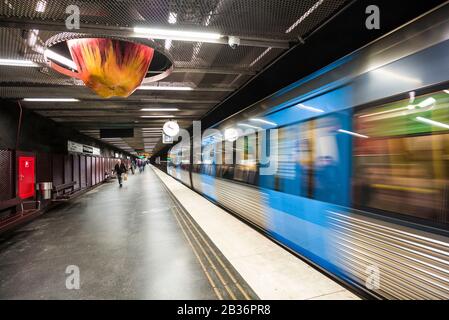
0,196 -> 41,233
52,181 -> 78,201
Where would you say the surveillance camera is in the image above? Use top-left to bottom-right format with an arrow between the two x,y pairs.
228,36 -> 240,49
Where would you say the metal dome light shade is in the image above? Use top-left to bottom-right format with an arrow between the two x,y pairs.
63,38 -> 154,98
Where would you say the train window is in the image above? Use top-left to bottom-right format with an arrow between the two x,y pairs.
312,112 -> 352,206
234,133 -> 258,185
353,89 -> 449,226
273,123 -> 312,197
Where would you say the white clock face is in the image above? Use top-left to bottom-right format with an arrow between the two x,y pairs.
163,121 -> 180,137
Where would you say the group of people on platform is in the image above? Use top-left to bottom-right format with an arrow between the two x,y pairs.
113,158 -> 149,187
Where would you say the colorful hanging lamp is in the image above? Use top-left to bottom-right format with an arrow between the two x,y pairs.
45,35 -> 173,98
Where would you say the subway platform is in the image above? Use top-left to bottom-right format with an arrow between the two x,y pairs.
0,167 -> 357,300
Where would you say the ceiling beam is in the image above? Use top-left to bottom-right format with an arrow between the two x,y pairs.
0,17 -> 291,49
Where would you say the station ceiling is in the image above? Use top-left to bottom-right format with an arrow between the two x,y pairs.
0,0 -> 351,155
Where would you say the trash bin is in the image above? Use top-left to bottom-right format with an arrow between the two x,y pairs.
37,182 -> 53,200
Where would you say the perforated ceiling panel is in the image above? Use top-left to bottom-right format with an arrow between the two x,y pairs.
0,0 -> 350,154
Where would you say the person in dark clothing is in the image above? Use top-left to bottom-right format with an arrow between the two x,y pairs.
114,159 -> 127,187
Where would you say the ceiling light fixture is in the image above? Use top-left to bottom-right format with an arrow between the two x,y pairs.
141,115 -> 174,118
44,49 -> 77,70
286,0 -> 324,33
168,12 -> 178,24
23,98 -> 79,102
0,58 -> 38,67
138,85 -> 193,91
35,0 -> 47,12
133,27 -> 222,43
140,108 -> 179,111
249,47 -> 272,67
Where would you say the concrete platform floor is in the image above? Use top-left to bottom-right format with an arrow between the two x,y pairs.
0,169 -> 256,300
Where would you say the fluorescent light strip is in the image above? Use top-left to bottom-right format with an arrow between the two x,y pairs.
0,58 -> 38,67
23,98 -> 79,102
416,117 -> 449,130
238,123 -> 260,130
140,108 -> 179,111
249,48 -> 272,67
338,129 -> 369,139
286,0 -> 324,33
138,85 -> 193,91
141,115 -> 174,118
44,49 -> 77,70
133,27 -> 222,42
296,104 -> 325,113
250,118 -> 277,126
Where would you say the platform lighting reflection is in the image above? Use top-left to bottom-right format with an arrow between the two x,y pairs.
44,49 -> 77,70
418,97 -> 436,109
133,27 -> 222,43
0,58 -> 38,67
373,69 -> 421,84
140,108 -> 179,111
238,123 -> 260,130
23,98 -> 79,102
250,118 -> 277,126
296,104 -> 325,113
359,106 -> 410,118
338,129 -> 369,139
138,85 -> 193,91
416,117 -> 449,130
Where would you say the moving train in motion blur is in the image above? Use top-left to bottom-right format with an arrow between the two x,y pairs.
165,5 -> 449,299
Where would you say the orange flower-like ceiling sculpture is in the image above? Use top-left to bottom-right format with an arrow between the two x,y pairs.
65,38 -> 154,98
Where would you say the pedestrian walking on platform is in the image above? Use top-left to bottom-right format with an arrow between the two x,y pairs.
114,159 -> 127,187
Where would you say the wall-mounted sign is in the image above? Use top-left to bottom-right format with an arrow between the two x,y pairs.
68,140 -> 83,153
68,140 -> 101,156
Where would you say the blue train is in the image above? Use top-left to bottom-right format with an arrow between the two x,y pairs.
167,4 -> 449,299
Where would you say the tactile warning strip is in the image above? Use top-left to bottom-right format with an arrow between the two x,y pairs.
158,175 -> 259,300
